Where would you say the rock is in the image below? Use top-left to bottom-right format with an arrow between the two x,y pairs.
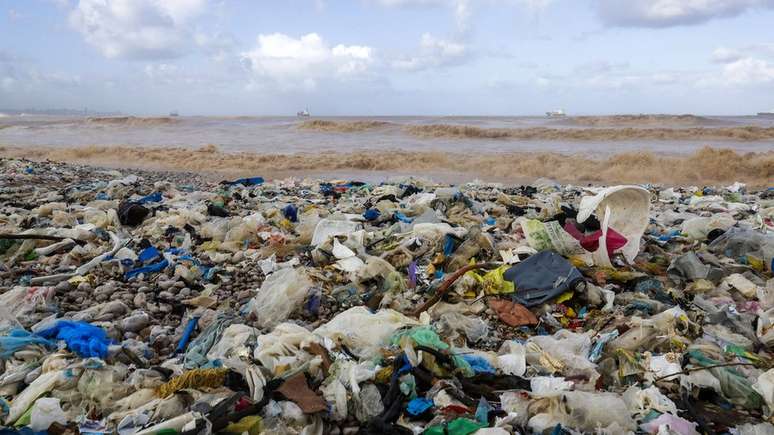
121,311 -> 150,332
55,281 -> 72,292
158,291 -> 174,300
134,293 -> 147,307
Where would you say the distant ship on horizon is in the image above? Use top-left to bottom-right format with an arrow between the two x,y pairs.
169,111 -> 179,117
297,107 -> 311,118
757,110 -> 774,117
546,109 -> 566,118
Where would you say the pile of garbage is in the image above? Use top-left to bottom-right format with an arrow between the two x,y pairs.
1,157 -> 773,434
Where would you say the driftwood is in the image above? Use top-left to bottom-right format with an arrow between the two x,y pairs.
411,262 -> 499,317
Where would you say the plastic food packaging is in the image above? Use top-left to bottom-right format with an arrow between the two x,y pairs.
577,185 -> 650,265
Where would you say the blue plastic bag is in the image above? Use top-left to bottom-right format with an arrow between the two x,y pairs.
125,258 -> 169,280
137,191 -> 162,204
224,176 -> 264,186
363,208 -> 380,221
0,329 -> 56,359
137,246 -> 161,263
35,321 -> 112,359
461,354 -> 496,375
406,397 -> 433,416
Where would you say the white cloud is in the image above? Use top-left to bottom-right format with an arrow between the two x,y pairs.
144,63 -> 178,79
722,57 -> 774,84
711,47 -> 743,63
373,0 -> 472,31
594,0 -> 774,27
392,33 -> 467,71
573,60 -> 629,76
69,0 -> 207,60
195,31 -> 237,62
241,33 -> 374,90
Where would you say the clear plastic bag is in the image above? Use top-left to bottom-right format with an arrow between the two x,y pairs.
248,267 -> 313,329
437,312 -> 489,343
313,306 -> 420,358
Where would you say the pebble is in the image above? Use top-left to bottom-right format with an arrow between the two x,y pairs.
134,293 -> 147,307
158,291 -> 174,300
157,280 -> 174,290
55,281 -> 72,292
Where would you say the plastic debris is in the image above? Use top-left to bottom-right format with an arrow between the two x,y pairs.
0,158 -> 772,433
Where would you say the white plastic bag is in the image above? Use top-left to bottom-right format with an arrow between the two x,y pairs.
577,185 -> 651,265
497,341 -> 526,376
29,397 -> 67,431
313,307 -> 419,358
311,218 -> 361,246
530,376 -> 573,395
754,369 -> 774,414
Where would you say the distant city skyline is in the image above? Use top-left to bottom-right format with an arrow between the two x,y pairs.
2,0 -> 774,116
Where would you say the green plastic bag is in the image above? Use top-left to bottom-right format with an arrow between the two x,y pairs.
391,327 -> 449,351
423,418 -> 487,435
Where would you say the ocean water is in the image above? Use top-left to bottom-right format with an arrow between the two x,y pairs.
1,114 -> 772,185
1,114 -> 773,155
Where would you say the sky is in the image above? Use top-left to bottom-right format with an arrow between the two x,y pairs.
2,0 -> 774,116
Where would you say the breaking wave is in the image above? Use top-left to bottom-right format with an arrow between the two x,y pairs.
298,119 -> 395,132
566,114 -> 718,127
3,144 -> 772,186
405,124 -> 774,141
86,116 -> 180,127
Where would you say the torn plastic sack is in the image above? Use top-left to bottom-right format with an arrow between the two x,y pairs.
710,227 -> 774,272
183,314 -> 232,369
0,329 -> 56,359
125,258 -> 169,280
437,312 -> 489,342
753,369 -> 774,414
687,348 -> 763,410
310,219 -> 362,247
29,397 -> 67,431
497,341 -> 526,376
503,251 -> 585,307
314,307 -> 419,358
577,185 -> 650,265
247,267 -> 313,329
254,322 -> 320,375
35,321 -> 112,359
